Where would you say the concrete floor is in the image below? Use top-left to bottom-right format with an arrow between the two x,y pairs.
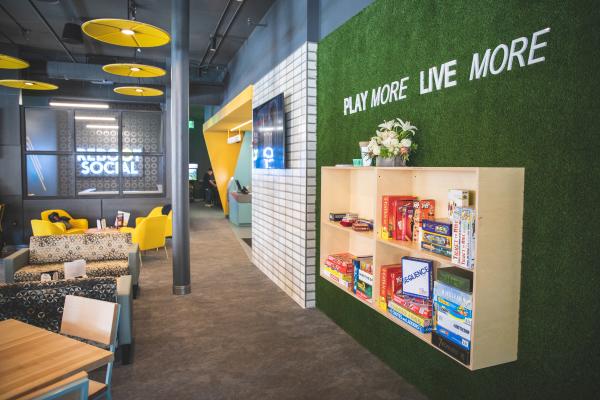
110,204 -> 427,400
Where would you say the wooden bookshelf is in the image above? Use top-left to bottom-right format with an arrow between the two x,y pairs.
320,166 -> 524,370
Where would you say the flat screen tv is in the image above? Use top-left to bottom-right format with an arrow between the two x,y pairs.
252,93 -> 285,169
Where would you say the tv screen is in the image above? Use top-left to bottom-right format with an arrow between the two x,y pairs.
253,93 -> 285,169
189,163 -> 198,181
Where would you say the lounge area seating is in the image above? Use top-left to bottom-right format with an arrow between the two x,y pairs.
120,215 -> 169,261
31,219 -> 86,236
135,206 -> 172,237
41,209 -> 89,231
0,275 -> 134,364
2,233 -> 140,296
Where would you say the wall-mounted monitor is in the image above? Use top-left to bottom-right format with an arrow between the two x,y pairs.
252,93 -> 285,169
189,163 -> 198,181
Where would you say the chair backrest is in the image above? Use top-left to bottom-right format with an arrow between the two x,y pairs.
136,215 -> 167,251
19,371 -> 89,400
60,295 -> 120,347
29,233 -> 131,264
41,209 -> 73,222
31,219 -> 65,236
147,206 -> 163,218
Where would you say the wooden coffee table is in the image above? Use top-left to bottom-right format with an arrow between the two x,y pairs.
0,319 -> 113,400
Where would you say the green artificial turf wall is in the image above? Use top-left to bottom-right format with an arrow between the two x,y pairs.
316,1 -> 599,398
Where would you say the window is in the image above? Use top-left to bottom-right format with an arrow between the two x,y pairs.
23,107 -> 165,198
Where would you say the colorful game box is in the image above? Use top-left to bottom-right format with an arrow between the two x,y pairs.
378,264 -> 402,311
431,332 -> 470,365
401,257 -> 433,299
437,267 -> 473,292
422,219 -> 452,237
412,199 -> 435,243
420,241 -> 452,258
381,195 -> 416,240
395,203 -> 414,241
388,300 -> 433,333
353,256 -> 374,302
433,281 -> 473,350
448,189 -> 469,221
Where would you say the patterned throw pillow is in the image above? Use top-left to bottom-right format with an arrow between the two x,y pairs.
29,233 -> 132,264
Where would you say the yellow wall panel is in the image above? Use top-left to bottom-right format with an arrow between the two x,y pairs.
203,131 -> 242,215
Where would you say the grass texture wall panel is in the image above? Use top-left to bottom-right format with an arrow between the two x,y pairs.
316,1 -> 599,399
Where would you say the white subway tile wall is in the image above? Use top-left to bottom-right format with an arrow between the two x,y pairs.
252,42 -> 317,308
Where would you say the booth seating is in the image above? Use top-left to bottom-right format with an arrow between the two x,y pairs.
0,276 -> 134,364
2,234 -> 140,296
31,219 -> 85,236
135,206 -> 172,237
120,215 -> 168,261
41,209 -> 89,231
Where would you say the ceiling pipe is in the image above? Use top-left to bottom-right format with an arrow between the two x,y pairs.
0,3 -> 29,38
27,0 -> 77,63
198,0 -> 234,67
207,0 -> 246,65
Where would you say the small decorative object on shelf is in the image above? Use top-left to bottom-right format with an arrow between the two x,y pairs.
352,219 -> 373,232
339,213 -> 358,227
359,141 -> 372,166
367,118 -> 418,167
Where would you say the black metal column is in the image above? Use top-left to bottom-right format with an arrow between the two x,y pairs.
170,0 -> 191,295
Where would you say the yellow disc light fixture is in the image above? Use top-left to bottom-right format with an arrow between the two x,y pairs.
82,18 -> 170,47
0,80 -> 58,90
103,63 -> 166,78
0,54 -> 30,69
114,86 -> 163,97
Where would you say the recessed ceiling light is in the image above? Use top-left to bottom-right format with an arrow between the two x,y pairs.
121,29 -> 135,35
130,67 -> 141,72
24,82 -> 34,86
75,116 -> 116,121
135,88 -> 144,93
86,124 -> 118,129
50,101 -> 109,109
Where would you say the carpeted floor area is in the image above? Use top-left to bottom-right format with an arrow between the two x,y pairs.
110,204 -> 427,400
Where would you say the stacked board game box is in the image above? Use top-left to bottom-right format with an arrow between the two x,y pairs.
381,196 -> 416,240
451,207 -> 476,269
433,281 -> 473,352
322,253 -> 355,290
412,199 -> 435,243
437,267 -> 473,293
384,257 -> 434,333
420,219 -> 452,258
378,264 -> 403,311
353,256 -> 374,302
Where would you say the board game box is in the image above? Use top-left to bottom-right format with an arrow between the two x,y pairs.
378,264 -> 402,311
388,300 -> 433,333
431,331 -> 470,365
437,267 -> 473,292
401,257 -> 433,299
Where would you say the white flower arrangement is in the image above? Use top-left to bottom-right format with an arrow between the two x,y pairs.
367,118 -> 418,161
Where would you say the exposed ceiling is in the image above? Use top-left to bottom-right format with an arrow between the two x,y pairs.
0,0 -> 275,104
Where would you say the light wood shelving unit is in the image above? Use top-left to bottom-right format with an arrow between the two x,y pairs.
320,166 -> 524,370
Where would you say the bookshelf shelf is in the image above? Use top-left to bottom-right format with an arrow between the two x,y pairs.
319,166 -> 525,370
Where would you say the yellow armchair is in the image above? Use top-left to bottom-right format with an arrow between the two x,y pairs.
120,215 -> 168,259
41,209 -> 89,231
135,207 -> 172,238
31,219 -> 68,236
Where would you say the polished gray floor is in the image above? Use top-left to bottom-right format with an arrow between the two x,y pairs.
111,204 -> 427,400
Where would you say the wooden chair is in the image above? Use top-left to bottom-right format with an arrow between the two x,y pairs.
60,296 -> 121,400
18,371 -> 89,400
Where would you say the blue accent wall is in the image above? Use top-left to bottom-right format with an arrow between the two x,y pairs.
233,132 -> 252,188
318,0 -> 374,39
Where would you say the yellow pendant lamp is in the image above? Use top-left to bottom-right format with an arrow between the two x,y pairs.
103,63 -> 166,78
114,86 -> 163,97
0,79 -> 58,90
82,18 -> 170,47
0,54 -> 29,69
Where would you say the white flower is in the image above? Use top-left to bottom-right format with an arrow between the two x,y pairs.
367,139 -> 381,156
400,138 -> 412,148
396,118 -> 418,135
378,120 -> 395,131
